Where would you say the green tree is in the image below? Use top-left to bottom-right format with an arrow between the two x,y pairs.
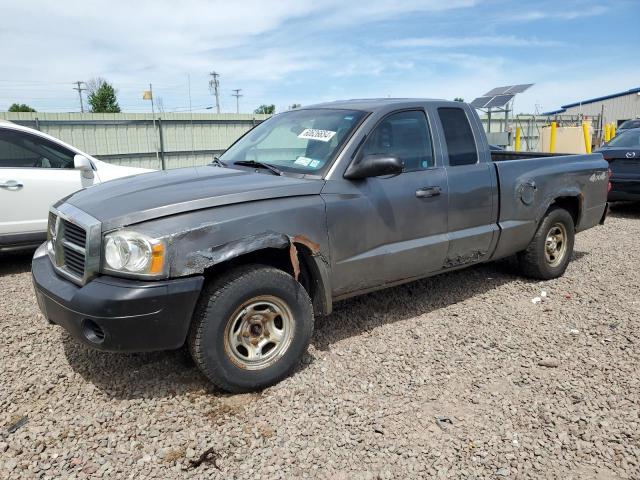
86,77 -> 121,113
8,103 -> 36,112
254,104 -> 275,114
289,103 -> 301,110
454,97 -> 464,102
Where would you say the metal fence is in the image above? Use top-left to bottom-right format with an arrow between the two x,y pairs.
0,112 -> 270,169
1,111 -> 600,167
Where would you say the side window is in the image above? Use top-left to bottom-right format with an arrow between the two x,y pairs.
361,110 -> 434,171
437,107 -> 478,166
0,130 -> 75,169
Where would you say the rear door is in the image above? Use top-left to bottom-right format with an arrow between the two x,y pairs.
435,106 -> 498,268
324,109 -> 449,295
0,129 -> 93,237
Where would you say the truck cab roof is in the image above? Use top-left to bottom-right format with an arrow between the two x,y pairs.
301,98 -> 448,112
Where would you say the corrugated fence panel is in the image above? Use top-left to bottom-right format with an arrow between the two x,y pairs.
0,112 -> 269,170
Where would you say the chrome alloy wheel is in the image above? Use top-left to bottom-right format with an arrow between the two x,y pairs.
544,223 -> 568,267
224,295 -> 294,370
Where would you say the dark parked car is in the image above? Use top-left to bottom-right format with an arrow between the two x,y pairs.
617,119 -> 640,134
32,99 -> 609,392
595,127 -> 640,201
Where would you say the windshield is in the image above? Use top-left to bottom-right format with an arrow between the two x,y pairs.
619,120 -> 640,130
221,108 -> 367,175
607,129 -> 640,148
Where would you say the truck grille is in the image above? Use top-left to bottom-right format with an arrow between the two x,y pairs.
62,219 -> 87,247
62,243 -> 86,277
58,219 -> 87,279
47,204 -> 101,286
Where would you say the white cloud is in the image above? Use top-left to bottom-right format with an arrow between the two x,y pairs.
509,6 -> 607,22
0,0 -> 633,116
384,35 -> 561,48
0,0 -> 481,111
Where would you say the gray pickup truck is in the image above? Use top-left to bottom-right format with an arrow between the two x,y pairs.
32,99 -> 609,392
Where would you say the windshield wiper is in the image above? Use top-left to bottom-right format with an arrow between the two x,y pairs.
233,160 -> 282,176
209,156 -> 227,167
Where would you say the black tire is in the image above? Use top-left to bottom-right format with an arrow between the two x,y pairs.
517,207 -> 575,280
188,264 -> 314,392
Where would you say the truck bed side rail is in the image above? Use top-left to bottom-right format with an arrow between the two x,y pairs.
491,151 -> 568,161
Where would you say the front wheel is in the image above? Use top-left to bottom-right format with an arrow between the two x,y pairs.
188,265 -> 314,392
517,207 -> 575,280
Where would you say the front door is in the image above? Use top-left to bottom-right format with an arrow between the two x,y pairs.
0,129 -> 92,238
324,109 -> 449,296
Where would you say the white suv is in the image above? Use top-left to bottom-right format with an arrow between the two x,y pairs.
0,122 -> 153,250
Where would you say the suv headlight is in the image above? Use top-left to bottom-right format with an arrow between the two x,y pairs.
103,230 -> 166,278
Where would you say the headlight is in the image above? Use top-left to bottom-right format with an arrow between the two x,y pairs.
103,230 -> 166,277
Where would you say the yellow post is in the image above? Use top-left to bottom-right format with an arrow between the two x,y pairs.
582,122 -> 591,154
549,121 -> 557,153
611,123 -> 616,138
604,123 -> 611,143
515,127 -> 521,152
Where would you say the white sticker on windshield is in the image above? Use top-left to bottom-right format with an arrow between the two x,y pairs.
294,156 -> 313,166
298,128 -> 336,142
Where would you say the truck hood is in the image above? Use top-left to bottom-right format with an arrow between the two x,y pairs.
63,166 -> 324,230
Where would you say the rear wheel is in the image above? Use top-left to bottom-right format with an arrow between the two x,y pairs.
188,264 -> 314,392
518,207 -> 575,280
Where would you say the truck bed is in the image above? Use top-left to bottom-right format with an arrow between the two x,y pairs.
489,152 -> 608,260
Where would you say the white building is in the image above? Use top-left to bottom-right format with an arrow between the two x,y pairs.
545,87 -> 640,127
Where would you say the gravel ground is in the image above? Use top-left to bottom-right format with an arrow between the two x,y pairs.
1,204 -> 639,479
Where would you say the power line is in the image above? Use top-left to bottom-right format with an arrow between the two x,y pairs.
208,71 -> 220,114
72,81 -> 86,113
231,89 -> 243,114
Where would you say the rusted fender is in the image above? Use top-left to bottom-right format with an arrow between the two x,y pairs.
183,231 -> 319,280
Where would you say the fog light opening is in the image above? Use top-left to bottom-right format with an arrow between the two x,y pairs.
82,319 -> 105,344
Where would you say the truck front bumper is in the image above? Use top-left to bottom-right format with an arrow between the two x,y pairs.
31,246 -> 204,352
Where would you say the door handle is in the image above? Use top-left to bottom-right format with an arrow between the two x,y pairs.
416,186 -> 441,198
0,180 -> 24,190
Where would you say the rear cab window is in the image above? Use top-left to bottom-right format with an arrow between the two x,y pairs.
437,107 -> 478,166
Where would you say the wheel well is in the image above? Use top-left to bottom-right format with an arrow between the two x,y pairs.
549,196 -> 581,226
202,243 -> 323,313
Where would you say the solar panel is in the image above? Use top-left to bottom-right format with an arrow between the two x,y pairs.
505,83 -> 533,94
484,94 -> 515,108
483,83 -> 533,96
470,96 -> 492,108
484,86 -> 512,96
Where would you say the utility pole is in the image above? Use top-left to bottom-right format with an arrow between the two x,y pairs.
143,83 -> 159,164
73,81 -> 86,113
209,71 -> 220,113
231,88 -> 242,114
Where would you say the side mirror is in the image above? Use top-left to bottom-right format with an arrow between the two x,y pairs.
74,154 -> 94,179
344,154 -> 403,180
74,154 -> 92,170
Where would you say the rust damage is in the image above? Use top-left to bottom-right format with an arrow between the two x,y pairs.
288,234 -> 320,281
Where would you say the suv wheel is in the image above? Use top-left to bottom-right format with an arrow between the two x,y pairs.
188,264 -> 314,392
518,206 -> 575,280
